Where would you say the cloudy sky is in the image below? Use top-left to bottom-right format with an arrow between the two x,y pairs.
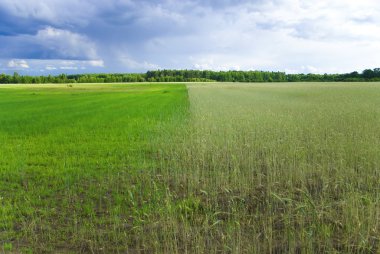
1,0 -> 380,75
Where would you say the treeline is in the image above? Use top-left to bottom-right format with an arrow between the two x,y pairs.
1,69 -> 380,84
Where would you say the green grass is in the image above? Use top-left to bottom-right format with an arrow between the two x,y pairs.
0,83 -> 189,253
1,82 -> 380,253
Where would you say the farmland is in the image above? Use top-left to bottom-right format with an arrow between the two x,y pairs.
1,83 -> 380,253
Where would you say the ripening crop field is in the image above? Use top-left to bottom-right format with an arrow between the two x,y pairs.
1,82 -> 380,253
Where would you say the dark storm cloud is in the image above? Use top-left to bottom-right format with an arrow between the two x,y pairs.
0,9 -> 44,36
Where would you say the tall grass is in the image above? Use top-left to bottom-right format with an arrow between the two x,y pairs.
153,83 -> 380,253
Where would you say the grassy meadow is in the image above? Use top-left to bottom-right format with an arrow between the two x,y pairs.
1,82 -> 380,253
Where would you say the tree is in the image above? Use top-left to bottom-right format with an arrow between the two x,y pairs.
362,69 -> 375,79
12,72 -> 20,83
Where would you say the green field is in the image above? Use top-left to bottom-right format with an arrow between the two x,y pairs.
1,83 -> 380,253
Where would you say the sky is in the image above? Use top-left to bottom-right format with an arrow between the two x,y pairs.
1,0 -> 380,75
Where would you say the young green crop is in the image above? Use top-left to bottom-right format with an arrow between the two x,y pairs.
0,83 -> 189,253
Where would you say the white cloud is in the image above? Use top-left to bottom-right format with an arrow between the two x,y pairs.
256,0 -> 380,42
119,56 -> 160,70
137,0 -> 380,73
45,66 -> 57,70
0,59 -> 105,73
301,66 -> 320,74
7,59 -> 29,68
87,60 -> 105,67
192,56 -> 241,71
35,26 -> 98,60
60,66 -> 78,70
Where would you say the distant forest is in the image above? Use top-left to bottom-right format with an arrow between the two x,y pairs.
1,68 -> 380,83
